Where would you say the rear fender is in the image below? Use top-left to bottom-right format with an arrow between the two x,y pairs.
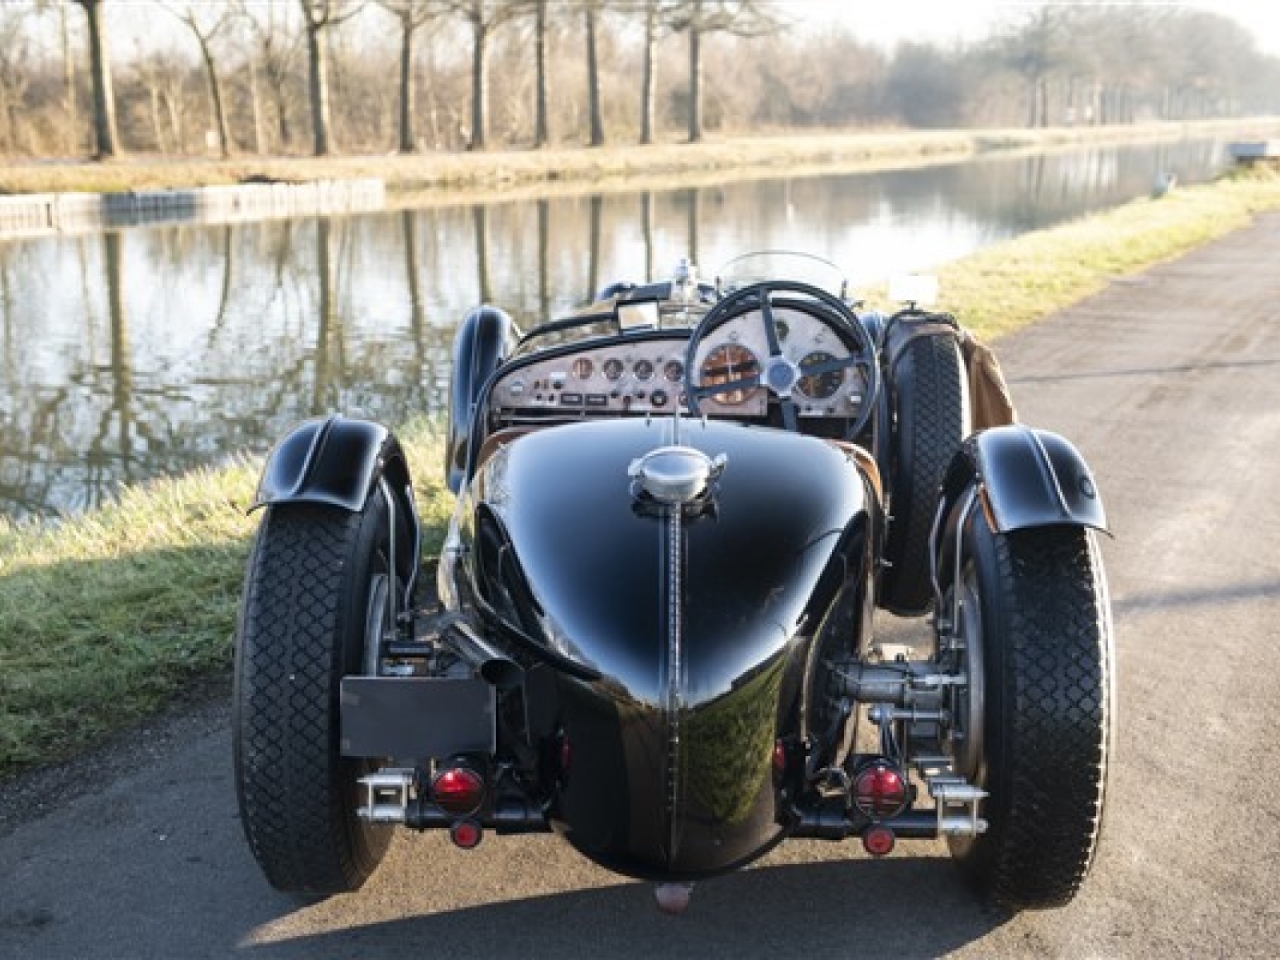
253,415 -> 418,579
939,425 -> 1107,537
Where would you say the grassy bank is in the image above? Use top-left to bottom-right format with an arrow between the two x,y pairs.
3,169 -> 1280,778
3,118 -> 1278,197
0,423 -> 454,776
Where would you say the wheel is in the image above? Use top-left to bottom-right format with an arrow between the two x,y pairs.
233,494 -> 398,895
944,507 -> 1114,911
880,329 -> 968,615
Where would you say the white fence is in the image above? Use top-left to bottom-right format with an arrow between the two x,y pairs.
0,179 -> 386,238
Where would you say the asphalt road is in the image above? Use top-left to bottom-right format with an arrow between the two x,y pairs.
4,214 -> 1280,959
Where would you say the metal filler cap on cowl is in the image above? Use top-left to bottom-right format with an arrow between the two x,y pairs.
628,446 -> 727,505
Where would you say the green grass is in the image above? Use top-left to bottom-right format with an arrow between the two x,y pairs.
4,168 -> 1280,779
917,166 -> 1280,340
0,420 -> 452,777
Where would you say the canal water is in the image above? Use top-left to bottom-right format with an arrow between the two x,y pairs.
0,137 -> 1231,519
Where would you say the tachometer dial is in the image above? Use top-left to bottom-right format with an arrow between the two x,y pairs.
797,351 -> 845,400
700,344 -> 761,405
663,359 -> 685,383
571,357 -> 594,380
603,358 -> 625,381
634,359 -> 655,381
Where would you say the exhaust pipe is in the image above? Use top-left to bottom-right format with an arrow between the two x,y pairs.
445,619 -> 523,690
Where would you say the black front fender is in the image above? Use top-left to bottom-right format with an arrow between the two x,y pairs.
941,425 -> 1107,534
254,415 -> 412,516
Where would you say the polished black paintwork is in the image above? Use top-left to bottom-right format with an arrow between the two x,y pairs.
446,306 -> 514,494
459,417 -> 872,878
254,415 -> 407,514
944,425 -> 1108,534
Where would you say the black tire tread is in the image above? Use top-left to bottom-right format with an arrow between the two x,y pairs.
953,522 -> 1113,910
882,332 -> 967,614
233,504 -> 390,895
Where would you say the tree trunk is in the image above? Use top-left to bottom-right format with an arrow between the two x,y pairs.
61,3 -> 79,155
469,18 -> 488,150
534,0 -> 548,147
397,17 -> 416,153
248,63 -> 267,155
586,5 -> 604,146
197,35 -> 231,158
306,24 -> 333,156
80,0 -> 121,159
148,85 -> 166,152
640,3 -> 657,145
687,26 -> 703,143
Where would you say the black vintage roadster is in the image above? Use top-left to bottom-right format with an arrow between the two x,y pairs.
233,253 -> 1113,913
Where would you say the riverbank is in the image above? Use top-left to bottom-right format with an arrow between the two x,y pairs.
3,118 -> 1279,198
3,166 -> 1280,779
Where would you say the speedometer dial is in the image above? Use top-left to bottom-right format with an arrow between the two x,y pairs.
797,351 -> 845,400
700,344 -> 761,406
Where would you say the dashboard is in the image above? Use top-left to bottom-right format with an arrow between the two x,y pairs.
489,304 -> 868,422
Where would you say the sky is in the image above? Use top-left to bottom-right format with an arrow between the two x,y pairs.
787,0 -> 1280,57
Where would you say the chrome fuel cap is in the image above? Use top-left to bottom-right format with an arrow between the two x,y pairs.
628,445 -> 726,505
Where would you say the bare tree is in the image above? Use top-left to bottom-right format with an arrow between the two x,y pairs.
242,2 -> 302,152
161,2 -> 238,157
664,0 -> 781,142
298,0 -> 366,156
377,0 -> 446,153
996,4 -> 1072,128
442,0 -> 523,150
584,0 -> 604,146
0,11 -> 34,154
533,0 -> 548,146
638,0 -> 664,144
132,51 -> 187,151
73,0 -> 122,158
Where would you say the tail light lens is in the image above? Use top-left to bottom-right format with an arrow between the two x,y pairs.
432,765 -> 485,816
852,761 -> 908,820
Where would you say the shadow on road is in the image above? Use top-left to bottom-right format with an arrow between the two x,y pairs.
1113,578 -> 1280,616
237,857 -> 1005,959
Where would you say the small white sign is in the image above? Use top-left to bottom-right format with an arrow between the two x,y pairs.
888,273 -> 939,307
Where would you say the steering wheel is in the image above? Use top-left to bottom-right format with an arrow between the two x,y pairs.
683,281 -> 880,439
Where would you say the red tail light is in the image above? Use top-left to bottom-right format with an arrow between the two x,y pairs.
772,739 -> 788,774
450,819 -> 483,849
862,824 -> 896,857
852,761 -> 907,820
432,765 -> 485,816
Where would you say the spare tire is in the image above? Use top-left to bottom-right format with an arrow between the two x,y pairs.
880,326 -> 969,616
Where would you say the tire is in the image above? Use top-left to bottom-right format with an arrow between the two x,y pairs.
946,509 -> 1114,911
880,331 -> 968,616
233,495 -> 396,895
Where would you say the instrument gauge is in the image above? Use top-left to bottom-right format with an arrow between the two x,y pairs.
571,357 -> 594,380
634,359 -> 655,381
773,319 -> 790,342
700,344 -> 761,406
797,351 -> 845,400
603,358 -> 625,381
663,359 -> 685,383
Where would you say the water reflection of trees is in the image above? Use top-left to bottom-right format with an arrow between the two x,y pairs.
0,140 -> 1228,518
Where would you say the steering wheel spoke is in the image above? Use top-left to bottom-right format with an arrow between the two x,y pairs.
760,290 -> 784,357
779,397 -> 799,432
684,280 -> 880,440
799,353 -> 860,378
688,373 -> 761,400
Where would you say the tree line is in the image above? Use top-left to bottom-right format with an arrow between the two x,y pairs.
2,1 -> 1277,162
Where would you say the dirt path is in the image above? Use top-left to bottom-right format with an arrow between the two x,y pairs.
4,215 -> 1280,958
